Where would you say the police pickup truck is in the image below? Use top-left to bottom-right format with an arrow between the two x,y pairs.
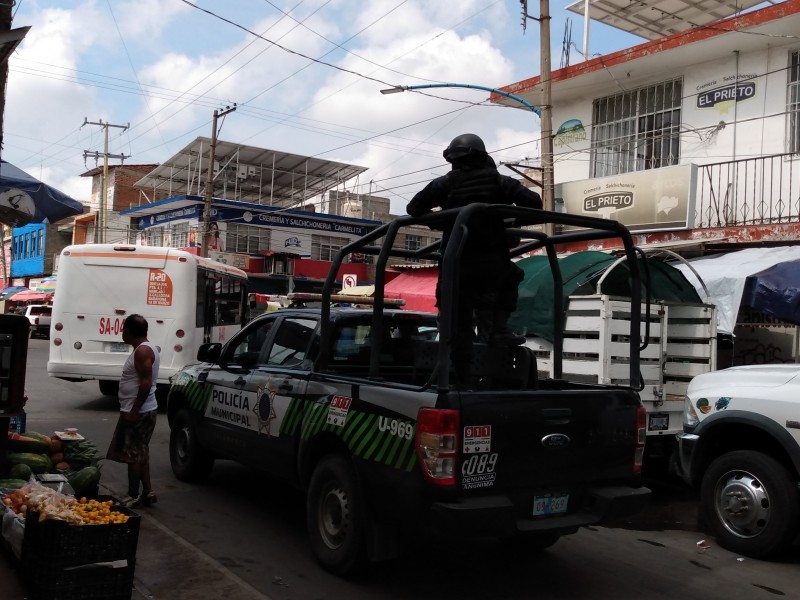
166,205 -> 651,574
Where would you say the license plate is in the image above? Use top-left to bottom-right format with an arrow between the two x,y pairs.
533,494 -> 569,516
648,412 -> 670,432
109,342 -> 129,353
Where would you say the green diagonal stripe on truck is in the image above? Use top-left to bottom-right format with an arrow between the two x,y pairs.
177,380 -> 211,413
301,402 -> 329,440
289,400 -> 415,472
280,398 -> 303,436
394,440 -> 415,471
383,432 -> 404,466
362,429 -> 388,461
354,422 -> 380,456
341,412 -> 366,445
347,414 -> 376,450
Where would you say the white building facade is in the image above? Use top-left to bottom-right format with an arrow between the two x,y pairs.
500,0 -> 800,247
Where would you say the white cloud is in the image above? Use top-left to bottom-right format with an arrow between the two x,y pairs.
4,0 -> 546,216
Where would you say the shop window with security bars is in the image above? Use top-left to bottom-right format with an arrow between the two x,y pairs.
788,51 -> 800,154
228,224 -> 270,254
171,223 -> 189,248
404,234 -> 421,252
590,79 -> 682,177
146,227 -> 163,247
404,234 -> 421,263
312,234 -> 346,261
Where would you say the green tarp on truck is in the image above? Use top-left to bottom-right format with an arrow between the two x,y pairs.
509,251 -> 702,342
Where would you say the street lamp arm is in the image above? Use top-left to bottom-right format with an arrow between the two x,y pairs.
379,83 -> 541,117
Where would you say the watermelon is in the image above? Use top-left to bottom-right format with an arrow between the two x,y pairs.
67,466 -> 101,496
7,463 -> 32,481
7,433 -> 51,454
0,479 -> 27,489
22,431 -> 52,444
5,453 -> 53,474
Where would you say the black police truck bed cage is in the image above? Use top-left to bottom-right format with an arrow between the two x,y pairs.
318,205 -> 643,391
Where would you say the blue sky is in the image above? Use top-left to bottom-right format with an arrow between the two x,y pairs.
5,0 -> 644,215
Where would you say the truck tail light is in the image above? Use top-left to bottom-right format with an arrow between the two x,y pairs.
634,406 -> 646,474
54,322 -> 63,331
415,408 -> 459,487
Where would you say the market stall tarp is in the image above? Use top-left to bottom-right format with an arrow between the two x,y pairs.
742,259 -> 800,326
384,268 -> 438,312
6,289 -> 53,304
509,251 -> 703,342
0,160 -> 84,227
672,246 -> 800,334
0,286 -> 29,300
35,276 -> 57,293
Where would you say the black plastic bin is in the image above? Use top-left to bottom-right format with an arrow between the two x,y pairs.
21,496 -> 140,600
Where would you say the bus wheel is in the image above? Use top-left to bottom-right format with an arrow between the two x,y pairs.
306,455 -> 367,575
170,408 -> 214,482
99,380 -> 119,397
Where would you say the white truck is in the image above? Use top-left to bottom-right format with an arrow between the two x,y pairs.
677,364 -> 800,558
521,253 -> 717,463
21,305 -> 52,339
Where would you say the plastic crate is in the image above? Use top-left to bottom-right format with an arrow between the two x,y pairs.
21,496 -> 140,569
25,564 -> 135,600
8,410 -> 26,434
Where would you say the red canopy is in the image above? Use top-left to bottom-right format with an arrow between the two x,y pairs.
384,268 -> 438,313
7,289 -> 53,303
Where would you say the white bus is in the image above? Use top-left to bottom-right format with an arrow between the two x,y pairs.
48,244 -> 249,397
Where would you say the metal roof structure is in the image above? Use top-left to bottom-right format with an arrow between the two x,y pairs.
566,0 -> 773,40
133,137 -> 367,209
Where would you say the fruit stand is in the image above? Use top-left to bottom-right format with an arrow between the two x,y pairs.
1,429 -> 140,600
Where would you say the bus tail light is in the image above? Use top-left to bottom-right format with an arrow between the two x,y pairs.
54,322 -> 63,331
176,329 -> 185,338
74,342 -> 82,350
415,408 -> 459,487
174,344 -> 183,352
634,406 -> 646,474
53,338 -> 62,346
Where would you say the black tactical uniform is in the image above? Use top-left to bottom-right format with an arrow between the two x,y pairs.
406,133 -> 542,384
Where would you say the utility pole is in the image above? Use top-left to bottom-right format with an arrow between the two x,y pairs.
83,119 -> 129,244
201,105 -> 236,258
521,0 -> 555,233
540,0 -> 555,219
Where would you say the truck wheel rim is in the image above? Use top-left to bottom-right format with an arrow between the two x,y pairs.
176,426 -> 191,463
714,469 -> 770,539
318,485 -> 349,549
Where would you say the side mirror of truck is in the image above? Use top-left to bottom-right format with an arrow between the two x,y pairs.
197,343 -> 222,363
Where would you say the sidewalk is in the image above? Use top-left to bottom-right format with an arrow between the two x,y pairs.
1,489 -> 267,600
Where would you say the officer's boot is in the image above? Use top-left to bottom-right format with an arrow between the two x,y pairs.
489,311 -> 525,346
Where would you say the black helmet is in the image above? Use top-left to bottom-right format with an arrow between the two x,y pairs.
443,133 -> 486,163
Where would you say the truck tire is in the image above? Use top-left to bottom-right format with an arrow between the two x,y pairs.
306,455 -> 367,575
99,380 -> 119,397
170,408 -> 214,482
701,450 -> 799,558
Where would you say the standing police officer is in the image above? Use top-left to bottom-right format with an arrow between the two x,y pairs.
406,133 -> 542,385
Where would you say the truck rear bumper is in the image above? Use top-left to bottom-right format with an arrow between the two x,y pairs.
430,486 -> 651,537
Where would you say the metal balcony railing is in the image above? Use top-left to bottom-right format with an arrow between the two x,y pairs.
696,153 -> 800,228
